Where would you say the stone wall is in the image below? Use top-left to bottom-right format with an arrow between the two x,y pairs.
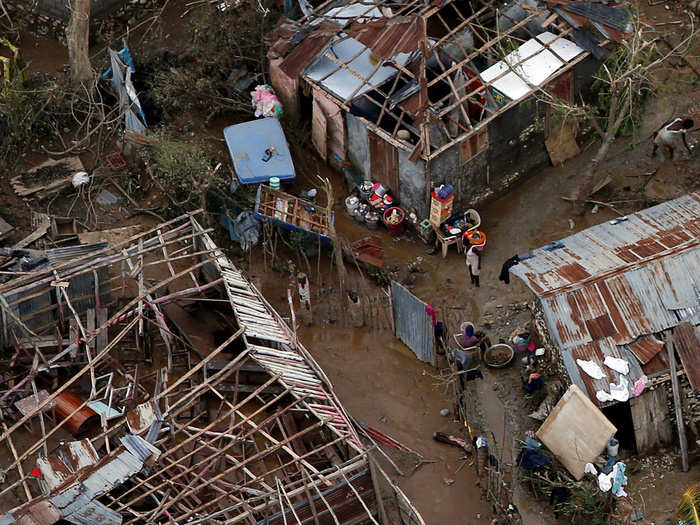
428,97 -> 548,215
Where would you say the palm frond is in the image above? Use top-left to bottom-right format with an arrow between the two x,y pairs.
677,485 -> 700,525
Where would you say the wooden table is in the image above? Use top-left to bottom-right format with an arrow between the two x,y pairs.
434,228 -> 463,258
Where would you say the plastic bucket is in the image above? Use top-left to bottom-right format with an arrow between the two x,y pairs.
269,177 -> 281,190
383,207 -> 405,234
607,438 -> 619,457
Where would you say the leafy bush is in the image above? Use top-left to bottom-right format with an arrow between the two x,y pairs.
0,75 -> 73,166
145,4 -> 278,123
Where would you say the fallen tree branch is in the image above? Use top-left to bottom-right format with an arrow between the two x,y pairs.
561,197 -> 624,216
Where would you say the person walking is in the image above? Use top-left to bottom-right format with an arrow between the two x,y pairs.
652,117 -> 694,160
466,245 -> 480,287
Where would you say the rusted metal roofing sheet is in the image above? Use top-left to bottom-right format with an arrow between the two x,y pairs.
628,335 -> 665,365
61,439 -> 99,473
514,193 -> 700,405
4,500 -> 62,525
36,454 -> 73,491
512,191 -> 700,294
346,17 -> 424,59
641,347 -> 669,375
673,322 -> 700,391
565,337 -> 643,407
126,400 -> 161,434
280,24 -> 338,77
68,500 -> 122,525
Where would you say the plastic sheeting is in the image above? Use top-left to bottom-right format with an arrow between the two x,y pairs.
105,42 -> 148,135
221,211 -> 261,252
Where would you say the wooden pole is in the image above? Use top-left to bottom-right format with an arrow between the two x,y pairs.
368,454 -> 389,524
0,411 -> 32,501
666,335 -> 689,472
301,466 -> 322,525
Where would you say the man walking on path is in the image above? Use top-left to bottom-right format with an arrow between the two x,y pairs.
466,246 -> 480,287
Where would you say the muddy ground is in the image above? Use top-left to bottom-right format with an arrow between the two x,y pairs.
5,0 -> 700,523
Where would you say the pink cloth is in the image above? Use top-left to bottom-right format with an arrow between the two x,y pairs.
425,305 -> 436,327
634,375 -> 648,397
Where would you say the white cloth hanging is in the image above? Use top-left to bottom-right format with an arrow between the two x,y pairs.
577,359 -> 605,379
604,356 -> 629,375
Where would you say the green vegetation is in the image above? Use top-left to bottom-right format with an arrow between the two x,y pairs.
0,75 -> 72,165
146,4 -> 277,123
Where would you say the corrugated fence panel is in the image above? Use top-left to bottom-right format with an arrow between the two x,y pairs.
391,281 -> 434,364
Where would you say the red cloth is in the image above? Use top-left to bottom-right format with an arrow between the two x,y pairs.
425,305 -> 436,327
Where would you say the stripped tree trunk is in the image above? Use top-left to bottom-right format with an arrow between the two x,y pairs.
66,0 -> 92,87
318,174 -> 347,294
571,90 -> 625,215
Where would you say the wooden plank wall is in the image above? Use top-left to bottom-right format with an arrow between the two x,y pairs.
630,387 -> 673,453
369,131 -> 399,193
313,89 -> 346,168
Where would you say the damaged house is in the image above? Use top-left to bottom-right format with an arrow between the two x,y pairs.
510,191 -> 700,457
0,213 -> 425,524
268,0 -> 632,215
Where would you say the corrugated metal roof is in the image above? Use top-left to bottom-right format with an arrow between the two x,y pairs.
673,322 -> 700,391
512,192 -> 700,295
627,335 -> 664,364
345,17 -> 425,59
7,500 -> 62,525
61,439 -> 99,472
513,193 -> 700,405
565,337 -> 643,407
67,499 -> 122,525
279,24 -> 337,77
36,454 -> 73,491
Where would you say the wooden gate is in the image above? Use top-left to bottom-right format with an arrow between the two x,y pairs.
369,131 -> 399,193
630,388 -> 672,453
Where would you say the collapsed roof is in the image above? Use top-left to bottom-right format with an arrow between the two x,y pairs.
511,192 -> 700,406
269,0 -> 632,160
0,213 -> 424,524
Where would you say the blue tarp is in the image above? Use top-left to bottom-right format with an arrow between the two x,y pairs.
223,118 -> 296,185
220,211 -> 261,252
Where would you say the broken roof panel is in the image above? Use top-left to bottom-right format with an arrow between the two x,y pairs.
346,17 -> 426,59
627,335 -> 665,365
305,34 -> 415,101
481,32 -> 584,101
673,322 -> 700,391
559,2 -> 633,33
